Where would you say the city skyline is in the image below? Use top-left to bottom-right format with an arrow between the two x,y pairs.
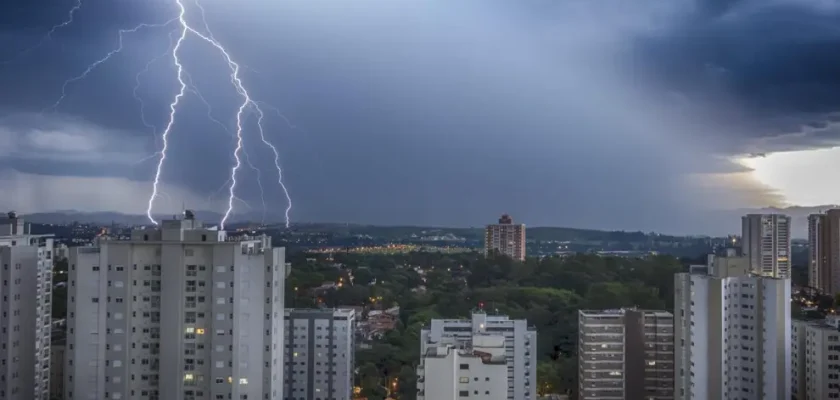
1,0 -> 840,233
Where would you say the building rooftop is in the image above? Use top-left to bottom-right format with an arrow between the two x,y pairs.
423,345 -> 506,365
795,318 -> 840,331
285,308 -> 356,318
579,308 -> 673,318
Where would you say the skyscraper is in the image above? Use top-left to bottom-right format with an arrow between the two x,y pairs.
484,214 -> 526,261
283,308 -> 356,400
0,212 -> 54,400
577,308 -> 674,400
64,213 -> 286,400
418,311 -> 536,400
807,210 -> 840,294
741,213 -> 792,278
675,255 -> 791,400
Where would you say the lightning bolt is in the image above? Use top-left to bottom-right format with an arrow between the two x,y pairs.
185,73 -> 267,223
133,31 -> 178,145
44,20 -> 176,113
0,0 -> 83,65
29,0 -> 294,229
164,0 -> 291,230
254,107 -> 293,228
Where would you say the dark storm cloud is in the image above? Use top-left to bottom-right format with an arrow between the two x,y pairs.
0,0 -> 837,234
635,0 -> 840,153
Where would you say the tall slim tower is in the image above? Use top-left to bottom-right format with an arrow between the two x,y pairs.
0,212 -> 54,400
65,212 -> 286,400
807,209 -> 840,294
808,213 -> 823,290
484,214 -> 526,261
741,213 -> 791,278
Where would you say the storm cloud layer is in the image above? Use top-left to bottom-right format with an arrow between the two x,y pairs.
0,0 -> 838,234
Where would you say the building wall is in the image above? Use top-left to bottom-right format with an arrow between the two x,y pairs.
808,214 -> 822,291
65,221 -> 284,400
283,308 -> 356,400
578,309 -> 674,400
792,321 -> 840,399
420,312 -> 536,400
791,320 -> 806,400
676,270 -> 791,400
809,210 -> 840,295
420,345 -> 507,400
50,344 -> 65,400
0,218 -> 54,400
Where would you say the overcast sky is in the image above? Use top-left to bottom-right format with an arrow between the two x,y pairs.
0,0 -> 838,234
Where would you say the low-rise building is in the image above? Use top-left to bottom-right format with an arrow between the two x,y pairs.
418,335 -> 508,400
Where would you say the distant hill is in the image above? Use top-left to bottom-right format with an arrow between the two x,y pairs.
16,204 -> 839,238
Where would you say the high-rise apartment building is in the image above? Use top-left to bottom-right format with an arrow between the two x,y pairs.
792,317 -> 840,399
418,335 -> 508,400
741,213 -> 792,278
675,255 -> 791,400
419,311 -> 536,400
577,308 -> 674,400
283,308 -> 355,400
65,213 -> 286,400
807,210 -> 840,295
0,212 -> 54,400
484,214 -> 526,261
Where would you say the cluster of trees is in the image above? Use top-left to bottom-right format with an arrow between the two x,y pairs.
286,251 -> 684,399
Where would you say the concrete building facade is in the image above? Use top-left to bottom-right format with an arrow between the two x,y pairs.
283,308 -> 355,400
419,312 -> 536,400
807,210 -> 840,295
675,259 -> 791,400
0,212 -> 54,400
64,214 -> 286,400
418,335 -> 508,400
577,309 -> 674,400
792,318 -> 840,400
484,214 -> 526,261
742,213 -> 792,278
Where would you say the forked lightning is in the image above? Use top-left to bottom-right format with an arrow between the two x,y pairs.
17,0 -> 293,229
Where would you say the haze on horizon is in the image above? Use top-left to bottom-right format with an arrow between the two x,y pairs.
1,0 -> 839,235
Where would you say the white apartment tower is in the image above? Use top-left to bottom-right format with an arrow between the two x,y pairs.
675,258 -> 791,400
577,309 -> 674,400
283,308 -> 355,400
418,335 -> 508,400
742,213 -> 792,278
65,212 -> 286,400
0,212 -> 54,400
418,311 -> 536,400
792,317 -> 840,400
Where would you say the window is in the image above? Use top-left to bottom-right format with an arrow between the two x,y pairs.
459,390 -> 469,397
459,377 -> 469,384
459,364 -> 469,370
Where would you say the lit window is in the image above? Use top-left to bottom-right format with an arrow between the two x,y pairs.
239,378 -> 248,385
196,328 -> 205,335
185,327 -> 195,334
184,374 -> 194,381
